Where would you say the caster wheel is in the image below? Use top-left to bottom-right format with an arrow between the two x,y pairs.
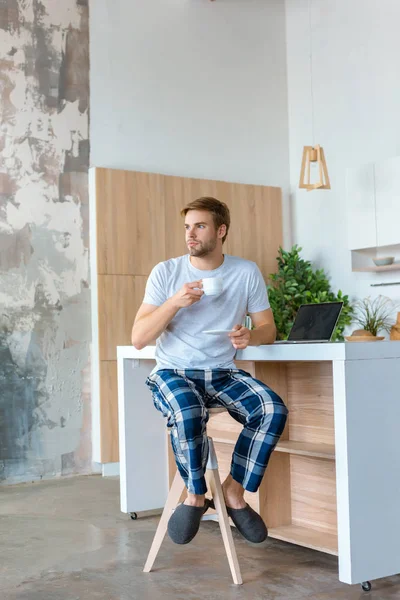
361,581 -> 372,592
130,512 -> 138,520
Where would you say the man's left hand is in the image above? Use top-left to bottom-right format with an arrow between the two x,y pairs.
229,325 -> 251,350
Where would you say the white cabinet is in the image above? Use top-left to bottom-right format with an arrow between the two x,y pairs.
374,156 -> 400,247
346,163 -> 376,250
347,155 -> 400,251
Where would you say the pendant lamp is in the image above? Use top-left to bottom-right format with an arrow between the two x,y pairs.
299,145 -> 331,191
299,0 -> 331,191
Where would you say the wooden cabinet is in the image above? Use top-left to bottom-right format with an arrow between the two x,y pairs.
346,156 -> 400,252
90,167 -> 283,464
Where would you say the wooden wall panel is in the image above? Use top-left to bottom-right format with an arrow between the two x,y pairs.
96,168 -> 283,279
98,275 -> 134,361
133,276 -> 149,311
93,167 -> 283,464
96,169 -> 165,275
163,175 -> 195,259
135,173 -> 166,274
98,275 -> 148,360
100,361 -> 119,463
223,183 -> 282,281
162,175 -> 282,281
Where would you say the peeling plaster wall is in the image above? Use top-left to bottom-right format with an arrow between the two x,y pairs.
0,0 -> 91,483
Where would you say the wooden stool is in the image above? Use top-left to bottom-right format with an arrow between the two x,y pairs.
143,407 -> 243,585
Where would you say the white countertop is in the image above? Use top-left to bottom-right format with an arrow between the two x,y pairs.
117,340 -> 400,362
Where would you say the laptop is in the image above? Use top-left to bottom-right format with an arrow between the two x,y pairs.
274,302 -> 343,344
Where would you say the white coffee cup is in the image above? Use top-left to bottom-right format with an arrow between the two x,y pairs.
202,277 -> 223,296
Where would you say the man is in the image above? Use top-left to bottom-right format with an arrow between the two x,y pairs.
131,197 -> 288,545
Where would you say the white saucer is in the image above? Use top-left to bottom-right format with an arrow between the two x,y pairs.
203,329 -> 234,335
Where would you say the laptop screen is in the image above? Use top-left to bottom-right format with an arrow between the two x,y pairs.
288,302 -> 343,341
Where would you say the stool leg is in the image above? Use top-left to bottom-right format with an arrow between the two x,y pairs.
143,468 -> 185,573
206,439 -> 243,585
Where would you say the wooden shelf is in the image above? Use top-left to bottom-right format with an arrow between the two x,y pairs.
275,440 -> 335,460
209,436 -> 335,461
269,524 -> 338,556
207,362 -> 339,564
353,263 -> 400,272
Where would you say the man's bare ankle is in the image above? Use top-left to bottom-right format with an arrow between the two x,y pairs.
222,475 -> 242,493
222,476 -> 246,509
223,493 -> 246,509
184,493 -> 205,507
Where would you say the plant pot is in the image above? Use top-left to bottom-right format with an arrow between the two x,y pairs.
390,312 -> 400,341
345,335 -> 384,342
345,329 -> 384,342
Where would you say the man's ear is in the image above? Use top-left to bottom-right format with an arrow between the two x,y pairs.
218,224 -> 227,239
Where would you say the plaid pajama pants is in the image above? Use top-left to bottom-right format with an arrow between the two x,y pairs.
146,368 -> 288,495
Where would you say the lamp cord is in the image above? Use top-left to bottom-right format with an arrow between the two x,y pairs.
309,0 -> 315,146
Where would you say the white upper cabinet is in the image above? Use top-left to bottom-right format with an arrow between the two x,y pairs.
347,155 -> 400,250
374,156 -> 400,247
346,163 -> 376,250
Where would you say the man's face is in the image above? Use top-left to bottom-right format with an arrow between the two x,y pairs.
185,210 -> 224,257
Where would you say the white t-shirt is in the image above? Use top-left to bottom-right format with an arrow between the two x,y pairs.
143,254 -> 270,371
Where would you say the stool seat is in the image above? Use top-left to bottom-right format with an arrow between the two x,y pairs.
143,405 -> 242,585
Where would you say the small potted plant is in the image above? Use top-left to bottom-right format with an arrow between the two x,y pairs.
349,296 -> 397,340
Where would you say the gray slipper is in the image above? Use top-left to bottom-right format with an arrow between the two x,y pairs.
209,499 -> 268,543
226,503 -> 268,543
167,499 -> 212,545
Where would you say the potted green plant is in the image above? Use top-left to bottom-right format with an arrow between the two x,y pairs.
352,296 -> 397,337
267,245 -> 353,341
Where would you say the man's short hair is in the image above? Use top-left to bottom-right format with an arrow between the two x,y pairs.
181,197 -> 231,243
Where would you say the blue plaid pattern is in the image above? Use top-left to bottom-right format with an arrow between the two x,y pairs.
146,368 -> 288,495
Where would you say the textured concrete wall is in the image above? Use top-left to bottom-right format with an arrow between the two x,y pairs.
0,0 -> 91,483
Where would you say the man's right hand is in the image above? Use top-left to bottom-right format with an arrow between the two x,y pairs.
132,281 -> 203,349
170,281 -> 204,309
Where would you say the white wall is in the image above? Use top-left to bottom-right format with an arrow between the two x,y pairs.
285,0 -> 400,308
90,0 -> 291,244
91,0 -> 400,319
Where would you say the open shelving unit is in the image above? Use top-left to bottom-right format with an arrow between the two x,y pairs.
275,440 -> 335,460
206,360 -> 338,556
352,263 -> 400,273
351,243 -> 400,273
268,524 -> 338,555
